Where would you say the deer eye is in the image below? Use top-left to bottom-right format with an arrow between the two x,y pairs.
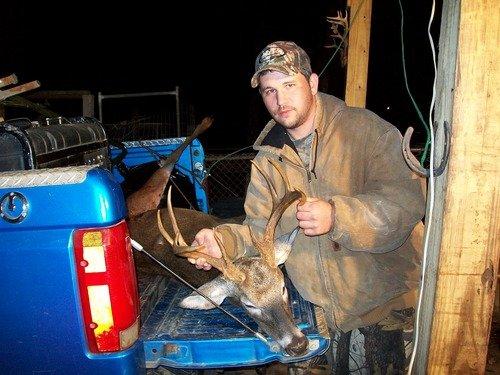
243,301 -> 257,309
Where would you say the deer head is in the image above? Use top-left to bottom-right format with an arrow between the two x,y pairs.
157,159 -> 309,356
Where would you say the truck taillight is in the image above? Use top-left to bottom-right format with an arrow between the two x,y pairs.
74,220 -> 140,353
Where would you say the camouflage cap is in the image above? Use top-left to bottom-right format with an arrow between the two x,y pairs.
251,41 -> 312,88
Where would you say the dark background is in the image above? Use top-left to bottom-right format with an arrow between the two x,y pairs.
1,1 -> 440,152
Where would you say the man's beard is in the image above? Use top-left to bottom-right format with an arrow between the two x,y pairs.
273,110 -> 306,130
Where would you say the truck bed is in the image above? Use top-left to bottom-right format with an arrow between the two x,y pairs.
137,272 -> 330,370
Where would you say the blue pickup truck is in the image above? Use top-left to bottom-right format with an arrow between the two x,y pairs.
0,117 -> 329,374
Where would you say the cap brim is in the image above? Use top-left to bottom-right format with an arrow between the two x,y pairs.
250,65 -> 294,88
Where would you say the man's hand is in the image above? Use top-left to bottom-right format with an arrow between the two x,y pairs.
190,228 -> 222,270
296,198 -> 334,236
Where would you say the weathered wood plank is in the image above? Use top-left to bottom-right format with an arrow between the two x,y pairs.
345,0 -> 372,108
425,0 -> 500,373
413,1 -> 461,371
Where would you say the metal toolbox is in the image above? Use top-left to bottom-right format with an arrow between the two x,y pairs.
0,117 -> 109,171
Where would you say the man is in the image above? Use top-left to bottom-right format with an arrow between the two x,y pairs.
192,41 -> 425,373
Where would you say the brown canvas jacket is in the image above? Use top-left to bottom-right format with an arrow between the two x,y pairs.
220,92 -> 425,332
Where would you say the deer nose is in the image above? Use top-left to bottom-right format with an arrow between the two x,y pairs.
285,335 -> 309,356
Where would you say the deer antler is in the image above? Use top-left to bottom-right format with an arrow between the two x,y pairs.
325,10 -> 349,67
127,116 -> 213,218
249,159 -> 306,266
157,186 -> 245,283
325,11 -> 349,47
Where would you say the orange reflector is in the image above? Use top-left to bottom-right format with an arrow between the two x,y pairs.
82,231 -> 103,247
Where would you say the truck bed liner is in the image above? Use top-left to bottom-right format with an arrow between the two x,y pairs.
137,273 -> 329,370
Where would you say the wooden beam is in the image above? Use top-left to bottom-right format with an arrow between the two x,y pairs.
0,81 -> 41,101
27,90 -> 92,100
419,0 -> 500,373
0,74 -> 18,89
345,0 -> 372,108
413,1 -> 460,372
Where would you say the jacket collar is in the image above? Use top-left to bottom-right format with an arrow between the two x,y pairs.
253,92 -> 345,154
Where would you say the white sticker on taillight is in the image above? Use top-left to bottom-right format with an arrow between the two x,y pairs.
83,245 -> 107,273
87,285 -> 114,337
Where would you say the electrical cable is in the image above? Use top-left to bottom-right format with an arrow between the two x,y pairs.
407,0 -> 437,373
398,0 -> 432,165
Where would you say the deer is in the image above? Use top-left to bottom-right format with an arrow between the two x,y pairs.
154,158 -> 310,357
126,116 -> 213,218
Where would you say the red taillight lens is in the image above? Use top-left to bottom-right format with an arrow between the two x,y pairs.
74,220 -> 140,353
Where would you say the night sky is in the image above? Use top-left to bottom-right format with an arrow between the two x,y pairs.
1,1 -> 440,151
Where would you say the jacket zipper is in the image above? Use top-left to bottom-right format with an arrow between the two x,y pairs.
308,130 -> 319,182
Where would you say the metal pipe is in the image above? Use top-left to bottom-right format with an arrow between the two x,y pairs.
98,92 -> 103,122
175,86 -> 181,137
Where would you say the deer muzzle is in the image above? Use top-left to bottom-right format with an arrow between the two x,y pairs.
284,332 -> 309,356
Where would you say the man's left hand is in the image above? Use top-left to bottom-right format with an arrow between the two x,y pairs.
296,197 -> 334,236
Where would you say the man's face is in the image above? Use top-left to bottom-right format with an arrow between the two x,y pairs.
259,71 -> 318,134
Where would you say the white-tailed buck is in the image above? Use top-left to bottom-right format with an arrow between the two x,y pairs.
157,159 -> 309,356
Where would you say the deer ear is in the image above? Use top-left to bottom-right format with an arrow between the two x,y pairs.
179,276 -> 235,310
274,226 -> 300,266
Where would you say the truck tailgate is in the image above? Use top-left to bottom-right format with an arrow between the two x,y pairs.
0,166 -> 143,374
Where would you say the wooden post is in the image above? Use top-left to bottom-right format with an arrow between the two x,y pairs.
414,0 -> 500,372
413,1 -> 460,372
82,94 -> 94,118
345,0 -> 372,108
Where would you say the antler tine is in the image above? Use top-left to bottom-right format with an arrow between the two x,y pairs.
251,159 -> 306,266
250,160 -> 279,209
248,225 -> 275,267
166,186 -> 187,246
268,159 -> 293,193
157,186 -> 204,254
177,249 -> 230,276
263,160 -> 306,241
157,209 -> 175,246
213,230 -> 246,283
157,190 -> 245,282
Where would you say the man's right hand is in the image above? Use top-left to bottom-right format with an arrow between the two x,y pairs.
190,228 -> 222,270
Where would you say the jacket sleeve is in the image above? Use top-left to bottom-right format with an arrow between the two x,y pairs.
216,155 -> 274,259
329,128 -> 426,253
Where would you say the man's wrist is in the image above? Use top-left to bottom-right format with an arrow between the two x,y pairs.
329,199 -> 336,231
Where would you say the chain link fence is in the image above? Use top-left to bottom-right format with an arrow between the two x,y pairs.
204,152 -> 256,218
103,108 -> 196,144
102,107 -> 255,218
